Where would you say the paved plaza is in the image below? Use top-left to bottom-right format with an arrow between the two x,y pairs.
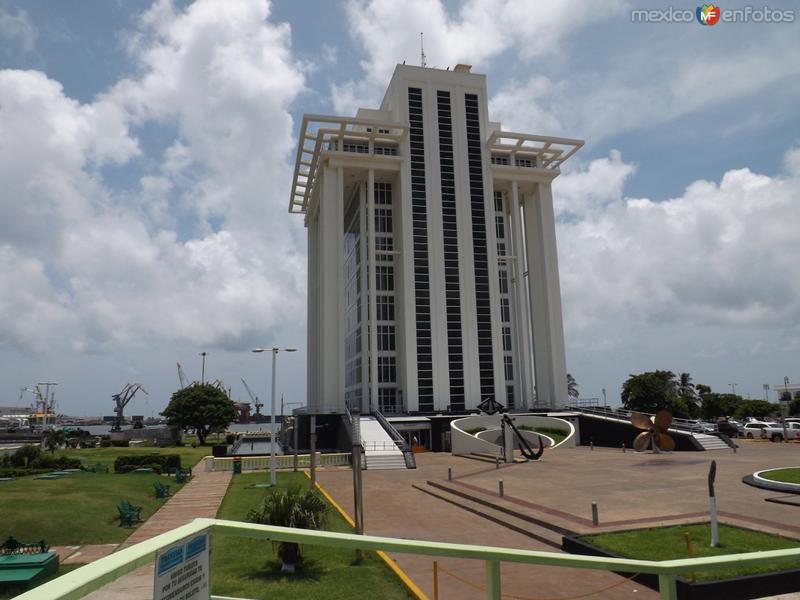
315,441 -> 800,599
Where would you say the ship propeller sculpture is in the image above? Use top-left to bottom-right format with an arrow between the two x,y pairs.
631,410 -> 675,452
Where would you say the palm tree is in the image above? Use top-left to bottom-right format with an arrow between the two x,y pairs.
678,373 -> 696,399
567,373 -> 579,399
247,486 -> 329,573
43,428 -> 66,454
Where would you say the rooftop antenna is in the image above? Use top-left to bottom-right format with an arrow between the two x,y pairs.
420,32 -> 426,67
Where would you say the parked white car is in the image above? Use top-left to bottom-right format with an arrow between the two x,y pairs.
762,422 -> 800,442
739,422 -> 771,439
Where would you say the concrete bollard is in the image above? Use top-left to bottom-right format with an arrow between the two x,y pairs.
448,467 -> 452,481
591,501 -> 599,526
590,442 -> 594,451
622,443 -> 626,453
499,480 -> 504,497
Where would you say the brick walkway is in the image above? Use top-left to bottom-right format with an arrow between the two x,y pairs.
83,462 -> 231,600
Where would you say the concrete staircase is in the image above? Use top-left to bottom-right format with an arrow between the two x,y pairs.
359,416 -> 407,470
692,433 -> 731,451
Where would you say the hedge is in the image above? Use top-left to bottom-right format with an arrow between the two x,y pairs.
113,454 -> 181,474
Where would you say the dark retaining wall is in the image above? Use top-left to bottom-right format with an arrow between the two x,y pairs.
577,415 -> 700,451
562,534 -> 800,600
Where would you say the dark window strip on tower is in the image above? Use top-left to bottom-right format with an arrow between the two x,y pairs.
464,93 -> 495,401
408,87 -> 433,411
437,90 -> 465,410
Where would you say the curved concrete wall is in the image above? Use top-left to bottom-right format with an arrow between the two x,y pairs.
451,414 -> 575,456
476,428 -> 554,448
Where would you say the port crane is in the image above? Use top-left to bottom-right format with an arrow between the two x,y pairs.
20,383 -> 58,428
240,378 -> 264,419
111,383 -> 148,432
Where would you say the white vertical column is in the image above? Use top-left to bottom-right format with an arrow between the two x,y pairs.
508,181 -> 533,409
523,182 -> 568,409
307,214 -> 319,409
318,166 -> 345,411
358,182 -> 370,413
337,167 -> 346,411
367,169 -> 379,414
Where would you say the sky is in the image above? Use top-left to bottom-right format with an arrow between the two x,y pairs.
0,0 -> 798,417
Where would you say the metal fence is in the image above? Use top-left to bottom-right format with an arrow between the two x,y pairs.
205,452 -> 351,472
14,518 -> 800,600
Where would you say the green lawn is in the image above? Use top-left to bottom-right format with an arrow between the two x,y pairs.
516,426 -> 568,445
760,468 -> 800,484
0,470 -> 185,545
581,523 -> 800,581
211,472 -> 412,600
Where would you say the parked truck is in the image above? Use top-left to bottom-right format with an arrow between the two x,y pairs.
762,421 -> 800,442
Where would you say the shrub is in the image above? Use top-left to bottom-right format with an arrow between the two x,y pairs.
248,487 -> 329,573
114,462 -> 163,474
225,433 -> 236,445
30,454 -> 81,470
113,454 -> 181,474
0,468 -> 52,478
464,427 -> 486,435
10,445 -> 41,468
110,440 -> 130,448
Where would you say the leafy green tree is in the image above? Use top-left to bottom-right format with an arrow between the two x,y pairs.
248,487 -> 329,573
790,397 -> 800,416
733,400 -> 779,420
43,428 -> 66,454
700,393 -> 741,420
161,383 -> 236,445
620,371 -> 678,414
696,383 -> 712,396
668,396 -> 700,419
567,373 -> 579,399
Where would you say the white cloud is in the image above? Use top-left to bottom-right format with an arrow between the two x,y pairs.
0,7 -> 37,52
556,149 -> 800,339
490,27 -> 800,144
0,246 -> 73,351
335,0 -> 623,114
0,0 -> 307,357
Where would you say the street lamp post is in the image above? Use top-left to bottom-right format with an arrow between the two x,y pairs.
199,352 -> 208,384
253,347 -> 297,485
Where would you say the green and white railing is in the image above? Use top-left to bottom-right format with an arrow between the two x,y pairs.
15,518 -> 800,600
204,452 -> 351,472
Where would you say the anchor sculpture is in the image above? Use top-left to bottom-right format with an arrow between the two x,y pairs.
501,414 -> 545,461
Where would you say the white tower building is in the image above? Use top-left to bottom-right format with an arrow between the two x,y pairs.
289,64 -> 582,415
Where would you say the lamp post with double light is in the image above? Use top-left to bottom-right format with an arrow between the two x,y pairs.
252,347 -> 297,485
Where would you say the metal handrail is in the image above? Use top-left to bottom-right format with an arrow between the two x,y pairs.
566,405 -> 710,433
361,441 -> 404,452
343,404 -> 357,444
374,409 -> 416,469
17,517 -> 800,600
374,409 -> 408,449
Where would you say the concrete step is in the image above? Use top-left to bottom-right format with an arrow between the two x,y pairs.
693,433 -> 732,451
364,454 -> 407,470
412,481 -> 567,548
